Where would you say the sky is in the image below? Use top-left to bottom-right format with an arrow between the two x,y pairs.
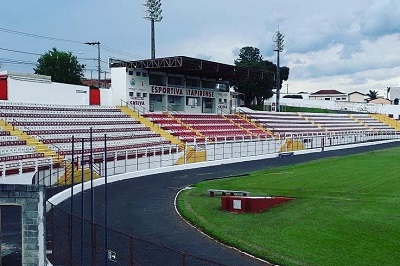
1,0 -> 400,96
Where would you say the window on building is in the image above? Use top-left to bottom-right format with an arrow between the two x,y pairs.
149,74 -> 166,86
342,98 -> 346,100
142,72 -> 147,77
186,78 -> 200,88
129,91 -> 134,97
325,98 -> 330,100
336,98 -> 341,100
168,76 -> 184,87
136,71 -> 141,76
216,83 -> 229,92
128,70 -> 134,76
136,92 -> 141,97
202,80 -> 216,89
143,93 -> 147,97
186,97 -> 199,106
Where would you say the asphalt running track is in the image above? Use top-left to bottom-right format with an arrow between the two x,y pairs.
53,141 -> 400,266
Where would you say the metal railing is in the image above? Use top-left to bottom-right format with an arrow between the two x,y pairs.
38,129 -> 400,265
46,202 -> 224,266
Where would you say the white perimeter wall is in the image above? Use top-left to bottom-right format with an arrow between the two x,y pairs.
111,67 -> 128,106
100,88 -> 113,106
8,76 -> 89,105
266,98 -> 400,118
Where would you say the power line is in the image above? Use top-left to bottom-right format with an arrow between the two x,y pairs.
0,27 -> 84,44
102,45 -> 143,59
0,26 -> 144,60
0,58 -> 36,65
0,47 -> 42,56
0,26 -> 144,62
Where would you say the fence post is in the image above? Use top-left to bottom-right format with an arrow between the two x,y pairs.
51,206 -> 55,263
130,236 -> 134,266
93,224 -> 97,266
68,214 -> 72,266
181,252 -> 186,266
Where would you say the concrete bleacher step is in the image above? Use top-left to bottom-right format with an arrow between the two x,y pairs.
175,146 -> 206,165
117,106 -> 185,149
57,162 -> 100,185
349,114 -> 376,132
370,114 -> 400,130
117,106 -> 204,164
0,120 -> 64,164
297,113 -> 328,133
234,113 -> 273,137
279,139 -> 305,152
168,113 -> 205,139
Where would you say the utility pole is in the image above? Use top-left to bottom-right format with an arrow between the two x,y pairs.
286,83 -> 290,94
273,28 -> 284,112
143,0 -> 163,59
85,42 -> 101,88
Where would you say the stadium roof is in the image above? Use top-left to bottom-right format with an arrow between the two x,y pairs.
109,56 -> 271,81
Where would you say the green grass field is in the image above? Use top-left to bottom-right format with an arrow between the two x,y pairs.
177,148 -> 400,266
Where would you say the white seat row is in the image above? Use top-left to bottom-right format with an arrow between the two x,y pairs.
32,131 -> 155,140
50,138 -> 166,151
0,136 -> 18,141
4,118 -> 135,124
0,101 -> 120,110
15,124 -> 145,131
0,146 -> 35,155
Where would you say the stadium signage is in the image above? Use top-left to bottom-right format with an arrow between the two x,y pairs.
186,89 -> 214,98
129,100 -> 145,106
150,85 -> 215,98
151,86 -> 183,96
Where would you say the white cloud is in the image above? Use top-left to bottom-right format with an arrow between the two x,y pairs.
1,0 -> 400,95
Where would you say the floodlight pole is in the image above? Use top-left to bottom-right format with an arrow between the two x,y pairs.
85,42 -> 101,88
273,29 -> 284,112
144,0 -> 163,59
151,19 -> 156,59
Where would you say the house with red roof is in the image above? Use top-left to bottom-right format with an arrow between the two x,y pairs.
309,90 -> 348,101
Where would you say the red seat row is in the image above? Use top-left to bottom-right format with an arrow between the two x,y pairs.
12,120 -> 139,126
0,113 -> 129,118
42,133 -> 162,144
0,153 -> 44,162
26,127 -> 151,135
0,105 -> 121,112
0,140 -> 26,146
58,141 -> 172,156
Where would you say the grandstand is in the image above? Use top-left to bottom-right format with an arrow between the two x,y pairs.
0,100 -> 399,184
1,56 -> 400,265
241,110 -> 400,137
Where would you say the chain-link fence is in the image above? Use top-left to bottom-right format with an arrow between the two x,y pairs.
46,202 -> 224,266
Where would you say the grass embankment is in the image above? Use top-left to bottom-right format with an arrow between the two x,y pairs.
177,148 -> 400,266
281,105 -> 331,113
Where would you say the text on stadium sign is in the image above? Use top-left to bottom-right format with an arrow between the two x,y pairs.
150,86 -> 215,98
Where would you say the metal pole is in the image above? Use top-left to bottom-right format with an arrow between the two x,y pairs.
151,19 -> 155,59
97,43 -> 101,88
104,134 -> 108,265
84,42 -> 101,88
70,135 -> 75,262
90,127 -> 95,262
275,50 -> 280,112
81,138 -> 84,266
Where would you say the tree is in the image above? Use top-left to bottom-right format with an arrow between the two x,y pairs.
34,48 -> 85,85
233,46 -> 289,106
366,90 -> 378,100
